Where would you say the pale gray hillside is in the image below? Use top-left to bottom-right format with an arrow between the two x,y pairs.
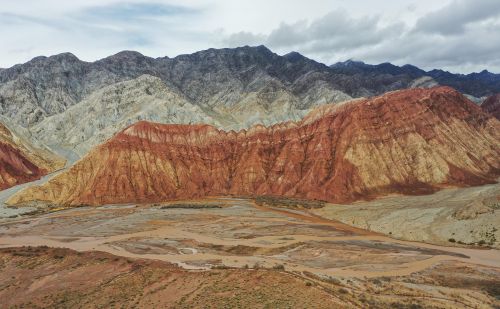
30,75 -> 218,155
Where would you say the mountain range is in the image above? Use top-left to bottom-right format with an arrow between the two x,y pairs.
2,46 -> 500,157
0,46 -> 499,206
8,87 -> 499,207
330,59 -> 500,98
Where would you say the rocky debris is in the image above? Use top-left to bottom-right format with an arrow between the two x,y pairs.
8,87 -> 500,206
0,122 -> 65,190
0,247 -> 344,309
3,246 -> 497,308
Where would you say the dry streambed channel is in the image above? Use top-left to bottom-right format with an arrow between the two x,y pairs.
0,198 -> 499,279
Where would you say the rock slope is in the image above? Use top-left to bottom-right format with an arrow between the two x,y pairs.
481,94 -> 500,119
30,75 -> 219,155
3,46 -> 499,158
3,46 -> 499,133
29,74 -> 316,155
0,122 -> 64,190
8,87 -> 500,206
0,47 -> 352,129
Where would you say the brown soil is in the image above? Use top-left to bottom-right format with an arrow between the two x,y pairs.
0,246 -> 498,308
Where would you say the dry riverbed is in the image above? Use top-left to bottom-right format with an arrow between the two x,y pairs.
0,197 -> 499,308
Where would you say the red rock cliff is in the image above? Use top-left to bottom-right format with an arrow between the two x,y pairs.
0,123 -> 65,190
8,87 -> 500,206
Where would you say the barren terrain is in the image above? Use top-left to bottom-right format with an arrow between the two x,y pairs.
1,197 -> 499,308
314,182 -> 500,248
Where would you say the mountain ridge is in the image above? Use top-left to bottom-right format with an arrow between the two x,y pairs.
3,45 -> 499,129
8,86 -> 499,206
331,59 -> 500,97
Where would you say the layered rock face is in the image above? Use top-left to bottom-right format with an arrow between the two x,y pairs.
481,94 -> 500,119
0,122 -> 65,190
28,74 -> 313,155
0,47 -> 352,129
3,46 -> 499,132
30,75 -> 220,155
8,87 -> 500,206
3,46 -> 500,159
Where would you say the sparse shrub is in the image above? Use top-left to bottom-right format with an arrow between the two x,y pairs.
160,204 -> 221,209
254,196 -> 325,209
391,302 -> 423,309
372,278 -> 382,285
338,288 -> 349,294
325,276 -> 341,285
448,238 -> 456,243
272,264 -> 285,271
305,281 -> 312,286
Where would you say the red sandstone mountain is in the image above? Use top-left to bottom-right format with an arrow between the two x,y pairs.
481,94 -> 500,119
0,122 -> 65,190
8,87 -> 500,206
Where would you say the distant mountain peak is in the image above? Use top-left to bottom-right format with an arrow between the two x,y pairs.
332,59 -> 366,67
111,50 -> 145,58
477,69 -> 493,76
48,52 -> 80,62
27,52 -> 80,64
283,51 -> 306,62
98,50 -> 152,63
235,45 -> 275,56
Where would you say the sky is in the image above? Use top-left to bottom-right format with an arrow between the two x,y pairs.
0,0 -> 499,73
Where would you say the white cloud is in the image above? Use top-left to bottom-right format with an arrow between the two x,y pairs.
0,0 -> 498,73
220,0 -> 500,73
414,0 -> 500,35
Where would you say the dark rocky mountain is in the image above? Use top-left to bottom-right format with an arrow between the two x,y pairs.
0,46 -> 351,128
331,60 -> 500,98
1,45 -> 499,157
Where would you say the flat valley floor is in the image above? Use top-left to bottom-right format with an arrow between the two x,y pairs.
0,194 -> 499,308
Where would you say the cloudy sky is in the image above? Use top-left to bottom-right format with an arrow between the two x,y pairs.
1,0 -> 499,73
